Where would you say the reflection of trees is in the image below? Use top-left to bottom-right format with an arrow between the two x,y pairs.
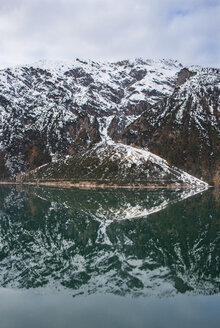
0,186 -> 219,296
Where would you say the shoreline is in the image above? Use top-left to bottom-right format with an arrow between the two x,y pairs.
0,180 -> 210,190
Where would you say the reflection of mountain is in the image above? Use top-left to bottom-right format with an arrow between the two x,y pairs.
0,186 -> 219,297
29,185 -> 207,220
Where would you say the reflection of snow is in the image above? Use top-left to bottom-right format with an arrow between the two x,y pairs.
0,186 -> 217,298
93,187 -> 208,247
93,187 -> 208,222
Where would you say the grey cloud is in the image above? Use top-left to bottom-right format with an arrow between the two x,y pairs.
0,0 -> 219,69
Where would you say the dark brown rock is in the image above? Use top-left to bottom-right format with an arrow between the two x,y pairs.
176,68 -> 197,86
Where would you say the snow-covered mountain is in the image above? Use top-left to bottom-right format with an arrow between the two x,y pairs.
0,58 -> 219,184
122,67 -> 220,182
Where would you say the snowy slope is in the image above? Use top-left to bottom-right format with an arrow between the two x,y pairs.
0,58 -> 218,183
0,58 -> 181,177
24,140 -> 208,188
122,66 -> 220,182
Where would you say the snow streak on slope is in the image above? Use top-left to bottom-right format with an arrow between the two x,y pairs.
0,58 -> 218,183
0,58 -> 182,176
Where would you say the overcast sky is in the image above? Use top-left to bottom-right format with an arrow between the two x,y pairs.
0,0 -> 219,69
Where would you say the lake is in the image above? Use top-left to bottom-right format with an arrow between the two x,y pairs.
0,185 -> 219,327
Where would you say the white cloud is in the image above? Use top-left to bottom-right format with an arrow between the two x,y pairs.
0,0 -> 219,69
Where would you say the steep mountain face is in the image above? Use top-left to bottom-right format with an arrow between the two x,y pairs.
0,58 -> 219,184
121,67 -> 220,183
23,141 -> 208,188
0,58 -> 182,178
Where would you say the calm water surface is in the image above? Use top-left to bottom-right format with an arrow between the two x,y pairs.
0,185 -> 219,327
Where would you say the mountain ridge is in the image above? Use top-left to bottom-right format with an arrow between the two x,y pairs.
0,58 -> 219,185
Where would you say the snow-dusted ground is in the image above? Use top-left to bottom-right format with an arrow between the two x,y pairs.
90,140 -> 209,187
28,137 -> 209,188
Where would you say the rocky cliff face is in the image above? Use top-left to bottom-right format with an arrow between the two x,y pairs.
0,58 -> 219,183
0,58 -> 182,178
121,67 -> 220,183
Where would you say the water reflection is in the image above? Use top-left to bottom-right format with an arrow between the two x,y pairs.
0,186 -> 219,297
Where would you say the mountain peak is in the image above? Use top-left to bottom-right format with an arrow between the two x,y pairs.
0,58 -> 219,185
